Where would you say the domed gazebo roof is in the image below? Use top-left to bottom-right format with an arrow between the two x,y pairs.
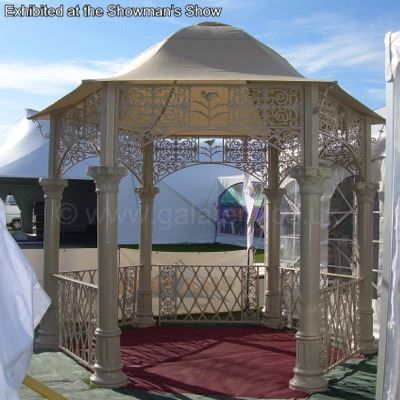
33,22 -> 383,122
107,21 -> 304,82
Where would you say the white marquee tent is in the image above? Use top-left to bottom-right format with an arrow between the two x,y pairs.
0,110 -> 245,244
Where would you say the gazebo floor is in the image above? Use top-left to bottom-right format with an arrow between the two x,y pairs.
21,328 -> 378,400
120,326 -> 306,399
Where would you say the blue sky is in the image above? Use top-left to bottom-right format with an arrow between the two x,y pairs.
0,0 -> 398,131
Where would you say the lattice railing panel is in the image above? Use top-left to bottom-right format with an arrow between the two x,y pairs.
158,265 -> 260,323
280,267 -> 357,329
56,265 -> 139,368
55,274 -> 97,369
61,266 -> 138,325
280,266 -> 360,371
321,278 -> 361,371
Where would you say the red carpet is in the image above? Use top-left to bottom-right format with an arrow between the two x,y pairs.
120,326 -> 308,399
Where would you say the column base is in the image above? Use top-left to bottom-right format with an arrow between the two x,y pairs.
289,369 -> 328,394
261,318 -> 285,330
134,289 -> 156,327
263,290 -> 282,329
90,366 -> 127,389
35,329 -> 58,350
290,332 -> 328,393
133,314 -> 157,328
360,337 -> 378,355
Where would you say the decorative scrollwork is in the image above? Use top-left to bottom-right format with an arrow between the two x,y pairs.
117,84 -> 303,144
117,131 -> 143,182
318,90 -> 362,175
159,265 -> 177,320
152,137 -> 274,184
56,90 -> 102,177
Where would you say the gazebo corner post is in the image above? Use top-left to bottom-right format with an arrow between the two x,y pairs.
263,146 -> 286,329
355,117 -> 379,354
133,141 -> 158,328
289,166 -> 331,393
289,83 -> 329,393
36,111 -> 67,350
35,178 -> 67,349
354,181 -> 378,354
88,165 -> 127,388
89,82 -> 128,388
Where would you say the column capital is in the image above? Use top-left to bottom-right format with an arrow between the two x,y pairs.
135,186 -> 159,202
39,178 -> 68,199
354,181 -> 379,204
263,187 -> 286,204
291,166 -> 331,195
87,166 -> 127,193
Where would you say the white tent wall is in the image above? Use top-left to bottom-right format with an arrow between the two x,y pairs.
376,31 -> 400,400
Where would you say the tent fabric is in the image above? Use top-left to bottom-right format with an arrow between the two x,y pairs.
378,31 -> 400,400
0,199 -> 50,400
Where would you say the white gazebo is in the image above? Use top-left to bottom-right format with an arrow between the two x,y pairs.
32,22 -> 384,393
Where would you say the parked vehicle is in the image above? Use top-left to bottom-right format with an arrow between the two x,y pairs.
5,195 -> 21,230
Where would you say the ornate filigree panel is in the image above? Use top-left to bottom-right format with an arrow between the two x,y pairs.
118,86 -> 190,138
318,90 -> 362,175
118,84 -> 303,143
117,131 -> 143,181
56,90 -> 102,177
152,137 -> 272,184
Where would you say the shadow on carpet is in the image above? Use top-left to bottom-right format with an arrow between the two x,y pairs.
120,326 -> 307,399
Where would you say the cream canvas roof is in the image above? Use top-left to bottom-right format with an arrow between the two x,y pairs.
33,22 -> 384,123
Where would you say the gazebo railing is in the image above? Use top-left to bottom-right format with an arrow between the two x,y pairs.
280,266 -> 361,371
61,265 -> 138,326
55,265 -> 139,367
54,273 -> 97,369
157,264 -> 260,323
320,278 -> 361,371
55,263 -> 360,372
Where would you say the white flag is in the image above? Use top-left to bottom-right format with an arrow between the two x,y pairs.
0,199 -> 50,400
243,173 -> 255,251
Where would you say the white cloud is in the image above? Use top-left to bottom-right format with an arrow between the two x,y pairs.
367,88 -> 386,103
283,35 -> 382,74
0,58 -> 130,95
256,12 -> 384,76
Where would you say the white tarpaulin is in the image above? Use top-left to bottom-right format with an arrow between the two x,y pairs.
0,199 -> 50,400
377,31 -> 400,400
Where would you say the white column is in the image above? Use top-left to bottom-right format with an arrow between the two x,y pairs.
35,178 -> 67,349
88,165 -> 127,388
263,186 -> 286,329
355,181 -> 379,354
289,166 -> 330,393
133,186 -> 159,327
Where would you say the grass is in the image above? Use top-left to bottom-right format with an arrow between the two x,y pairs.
120,243 -> 265,263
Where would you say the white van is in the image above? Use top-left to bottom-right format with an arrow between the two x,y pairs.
5,195 -> 22,230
